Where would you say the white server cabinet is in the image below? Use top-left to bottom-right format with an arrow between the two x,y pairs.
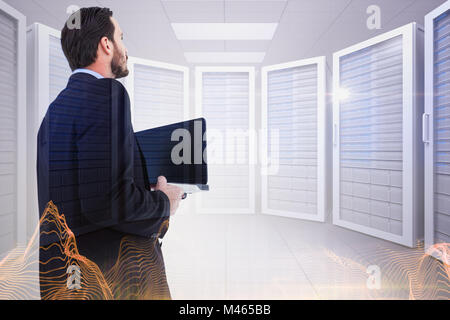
424,1 -> 450,255
0,0 -> 26,254
26,23 -> 71,239
122,57 -> 189,132
333,23 -> 424,247
261,57 -> 329,222
195,67 -> 256,214
122,57 -> 189,215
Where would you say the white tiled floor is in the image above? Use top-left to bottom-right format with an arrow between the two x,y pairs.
163,213 -> 449,300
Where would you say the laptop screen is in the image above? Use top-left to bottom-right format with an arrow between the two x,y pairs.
135,118 -> 208,185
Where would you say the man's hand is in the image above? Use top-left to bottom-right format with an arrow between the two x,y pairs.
155,176 -> 184,216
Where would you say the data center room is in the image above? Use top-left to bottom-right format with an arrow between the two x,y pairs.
1,0 -> 449,300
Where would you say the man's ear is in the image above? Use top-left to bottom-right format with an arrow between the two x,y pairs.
99,36 -> 113,56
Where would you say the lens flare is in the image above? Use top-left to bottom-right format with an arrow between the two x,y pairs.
336,88 -> 350,100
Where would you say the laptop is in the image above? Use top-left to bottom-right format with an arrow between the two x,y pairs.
135,118 -> 209,196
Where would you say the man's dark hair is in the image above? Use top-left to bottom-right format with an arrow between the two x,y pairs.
61,7 -> 115,71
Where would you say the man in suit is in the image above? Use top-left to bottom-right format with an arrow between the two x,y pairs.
37,7 -> 184,299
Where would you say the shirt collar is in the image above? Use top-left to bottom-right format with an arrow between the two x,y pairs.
72,68 -> 104,79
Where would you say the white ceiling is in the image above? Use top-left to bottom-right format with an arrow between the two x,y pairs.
5,0 -> 448,67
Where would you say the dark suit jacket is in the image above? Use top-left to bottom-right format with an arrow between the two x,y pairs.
37,72 -> 171,277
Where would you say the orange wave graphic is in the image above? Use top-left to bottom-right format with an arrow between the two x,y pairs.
0,202 -> 448,299
39,201 -> 114,299
1,201 -> 170,300
323,241 -> 449,300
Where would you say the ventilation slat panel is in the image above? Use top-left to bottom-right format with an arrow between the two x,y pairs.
48,34 -> 71,104
133,64 -> 185,131
199,71 -> 253,214
434,9 -> 450,244
262,59 -> 327,221
0,9 -> 17,255
338,35 -> 404,237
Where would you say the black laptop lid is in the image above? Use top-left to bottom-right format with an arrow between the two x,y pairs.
135,118 -> 208,185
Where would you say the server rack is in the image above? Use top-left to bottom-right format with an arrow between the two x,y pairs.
261,57 -> 329,222
0,0 -> 26,254
333,23 -> 424,247
424,1 -> 450,257
195,66 -> 256,214
26,23 -> 71,240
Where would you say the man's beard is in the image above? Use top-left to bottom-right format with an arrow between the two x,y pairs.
111,49 -> 129,79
